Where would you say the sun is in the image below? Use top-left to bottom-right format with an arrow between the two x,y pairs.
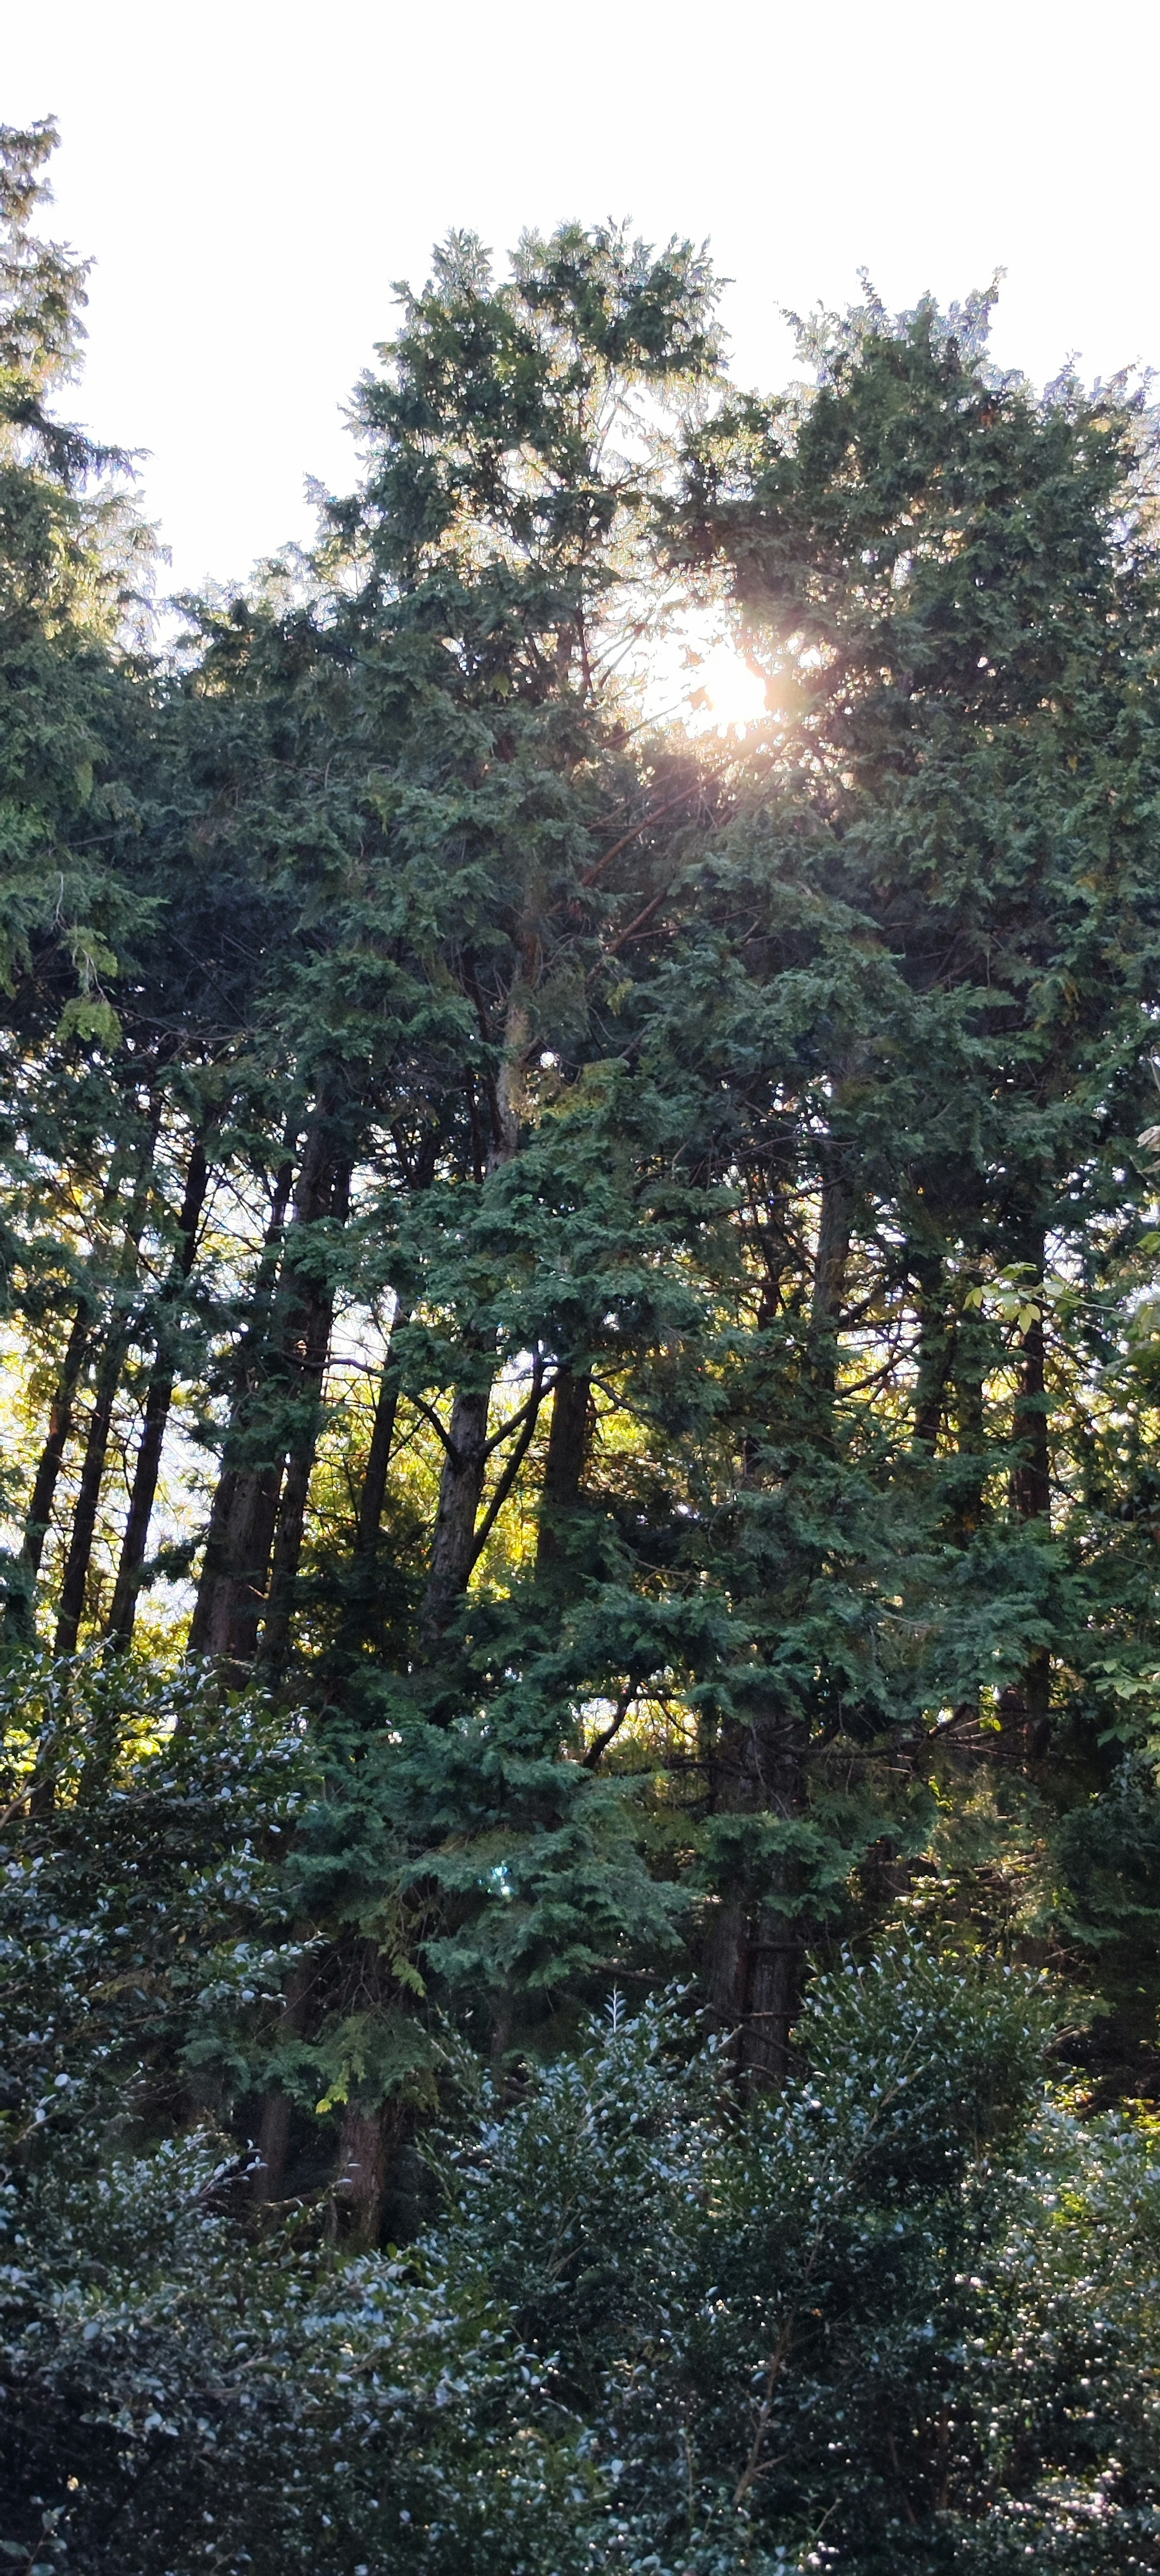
688,637 -> 768,733
635,606 -> 769,736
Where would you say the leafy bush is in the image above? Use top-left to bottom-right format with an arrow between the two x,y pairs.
3,1934 -> 1160,2573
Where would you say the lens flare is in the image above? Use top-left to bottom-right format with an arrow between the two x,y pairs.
690,640 -> 768,732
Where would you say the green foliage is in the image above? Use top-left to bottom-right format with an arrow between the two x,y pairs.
3,1947 -> 1160,2573
6,119 -> 1160,2574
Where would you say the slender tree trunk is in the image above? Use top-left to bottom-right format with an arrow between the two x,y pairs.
355,1302 -> 412,1559
106,1136 -> 210,1648
1003,1244 -> 1052,1750
257,1158 -> 352,1675
52,1117 -> 162,1657
3,1303 -> 92,1642
949,1277 -> 988,1543
811,1144 -> 853,1401
912,1252 -> 953,1452
1011,1311 -> 1050,1525
3,1128 -> 155,1645
53,1331 -> 129,1655
418,994 -> 529,1650
535,1364 -> 592,1573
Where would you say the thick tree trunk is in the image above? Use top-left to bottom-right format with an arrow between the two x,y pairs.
703,1708 -> 807,2094
252,2091 -> 293,2209
188,1142 -> 297,1661
198,1464 -> 286,1666
337,2101 -> 395,2249
250,1954 -> 314,2206
419,1375 -> 493,1648
106,1136 -> 210,1648
535,1365 -> 593,1574
215,1123 -> 349,1671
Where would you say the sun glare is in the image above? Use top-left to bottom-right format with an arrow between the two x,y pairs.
637,608 -> 769,736
690,639 -> 768,733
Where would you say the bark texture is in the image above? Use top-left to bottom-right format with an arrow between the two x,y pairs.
535,1364 -> 593,1573
703,1709 -> 807,2094
190,1102 -> 350,1669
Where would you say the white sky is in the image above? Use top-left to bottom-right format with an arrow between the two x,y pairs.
5,0 -> 1157,600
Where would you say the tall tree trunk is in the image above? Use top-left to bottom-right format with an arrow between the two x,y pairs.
1003,1245 -> 1052,1750
911,1252 -> 953,1452
419,1372 -> 493,1649
52,1117 -> 162,1657
949,1275 -> 988,1543
355,1301 -> 412,1560
257,1156 -> 353,1675
3,1126 -> 155,1645
53,1330 -> 129,1655
1010,1310 -> 1050,1525
811,1143 -> 853,1401
106,1135 -> 210,1648
535,1364 -> 592,1574
250,1955 -> 313,2207
188,1142 -> 296,1660
193,1108 -> 350,1671
3,1302 -> 92,1642
417,991 -> 529,1650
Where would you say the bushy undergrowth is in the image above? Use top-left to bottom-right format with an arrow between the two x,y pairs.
3,1909 -> 1160,2573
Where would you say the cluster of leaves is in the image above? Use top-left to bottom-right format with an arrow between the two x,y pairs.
3,1899 -> 1160,2574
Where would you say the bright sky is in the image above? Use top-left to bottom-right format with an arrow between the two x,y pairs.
6,0 -> 1157,601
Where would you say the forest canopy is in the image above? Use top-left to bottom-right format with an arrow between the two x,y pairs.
5,117 -> 1160,2574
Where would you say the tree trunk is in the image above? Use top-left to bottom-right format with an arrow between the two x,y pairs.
949,1278 -> 988,1543
1003,1255 -> 1052,1752
419,1374 -> 493,1648
4,1126 -> 158,1645
3,1302 -> 93,1642
417,983 -> 530,1651
811,1143 -> 853,1400
250,1954 -> 314,2206
911,1252 -> 953,1452
257,1158 -> 352,1676
355,1302 -> 412,1559
703,1708 -> 807,2094
535,1364 -> 592,1574
53,1329 -> 130,1655
52,1119 -> 162,1657
188,1141 -> 297,1661
337,2101 -> 394,2249
106,1135 -> 210,1648
1011,1311 -> 1050,1526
